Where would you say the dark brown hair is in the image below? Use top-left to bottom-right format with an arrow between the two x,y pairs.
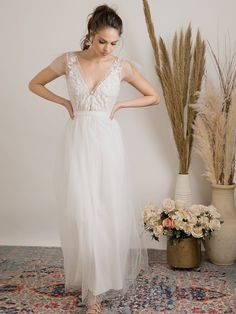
81,4 -> 123,50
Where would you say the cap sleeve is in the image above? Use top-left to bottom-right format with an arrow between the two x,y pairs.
121,59 -> 143,83
48,52 -> 67,76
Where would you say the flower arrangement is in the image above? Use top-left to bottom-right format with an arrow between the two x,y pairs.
143,198 -> 222,244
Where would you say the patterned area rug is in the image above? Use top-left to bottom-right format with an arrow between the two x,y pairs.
0,246 -> 235,313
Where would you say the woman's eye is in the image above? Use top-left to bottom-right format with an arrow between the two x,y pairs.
98,40 -> 117,45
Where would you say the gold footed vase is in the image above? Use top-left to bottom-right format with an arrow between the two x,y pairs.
167,237 -> 201,268
203,184 -> 236,265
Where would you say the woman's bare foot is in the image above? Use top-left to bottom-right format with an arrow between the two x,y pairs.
86,290 -> 103,313
85,300 -> 103,313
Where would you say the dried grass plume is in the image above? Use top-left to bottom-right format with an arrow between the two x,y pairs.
143,0 -> 205,174
191,42 -> 236,185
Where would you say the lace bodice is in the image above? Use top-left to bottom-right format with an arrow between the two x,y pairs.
49,51 -> 140,113
66,52 -> 122,112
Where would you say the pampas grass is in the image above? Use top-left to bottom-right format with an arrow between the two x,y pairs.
192,43 -> 236,185
224,91 -> 236,184
143,0 -> 205,174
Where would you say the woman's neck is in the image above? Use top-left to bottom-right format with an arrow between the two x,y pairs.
79,48 -> 114,64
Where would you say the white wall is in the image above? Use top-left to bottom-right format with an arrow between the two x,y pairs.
0,0 -> 235,248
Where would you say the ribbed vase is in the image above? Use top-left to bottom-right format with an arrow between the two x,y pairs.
175,174 -> 192,208
203,184 -> 236,265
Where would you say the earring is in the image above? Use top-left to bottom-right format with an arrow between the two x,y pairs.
88,35 -> 94,47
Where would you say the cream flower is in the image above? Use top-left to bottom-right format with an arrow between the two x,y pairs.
153,225 -> 163,237
182,209 -> 194,221
199,215 -> 210,227
184,223 -> 195,235
172,209 -> 185,221
143,198 -> 222,242
162,198 -> 175,212
174,220 -> 186,231
209,219 -> 221,230
192,226 -> 203,238
189,204 -> 202,216
208,205 -> 221,219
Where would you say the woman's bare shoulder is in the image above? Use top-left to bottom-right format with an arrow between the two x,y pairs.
72,50 -> 88,60
72,50 -> 82,56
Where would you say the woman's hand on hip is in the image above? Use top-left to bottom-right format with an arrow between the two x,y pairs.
63,99 -> 75,120
109,102 -> 122,120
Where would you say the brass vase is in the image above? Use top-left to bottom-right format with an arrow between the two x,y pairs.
167,237 -> 201,268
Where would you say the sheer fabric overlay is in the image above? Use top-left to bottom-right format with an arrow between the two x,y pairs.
51,51 -> 151,310
49,51 -> 141,82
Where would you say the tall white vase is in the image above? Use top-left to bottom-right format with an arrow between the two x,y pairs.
203,184 -> 236,265
175,174 -> 192,208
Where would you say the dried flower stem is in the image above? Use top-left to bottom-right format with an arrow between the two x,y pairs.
143,0 -> 205,173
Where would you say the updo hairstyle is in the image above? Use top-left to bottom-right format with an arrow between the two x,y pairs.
81,4 -> 123,50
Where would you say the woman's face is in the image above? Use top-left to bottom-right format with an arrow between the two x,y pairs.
91,27 -> 121,57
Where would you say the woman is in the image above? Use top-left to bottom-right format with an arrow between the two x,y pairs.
28,4 -> 160,314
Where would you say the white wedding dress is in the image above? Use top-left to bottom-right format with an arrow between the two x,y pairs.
49,51 -> 150,307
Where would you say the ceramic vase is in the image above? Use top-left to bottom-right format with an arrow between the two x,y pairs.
203,183 -> 236,265
175,173 -> 192,207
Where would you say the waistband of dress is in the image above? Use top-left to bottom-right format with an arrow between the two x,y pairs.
74,110 -> 111,117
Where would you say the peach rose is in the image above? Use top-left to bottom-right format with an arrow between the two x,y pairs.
162,218 -> 175,229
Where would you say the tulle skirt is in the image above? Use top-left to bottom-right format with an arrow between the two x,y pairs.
52,110 -> 150,306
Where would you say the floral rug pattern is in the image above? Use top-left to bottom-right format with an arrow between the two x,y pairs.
0,246 -> 235,313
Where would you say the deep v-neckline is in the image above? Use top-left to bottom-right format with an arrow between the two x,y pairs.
74,52 -> 119,95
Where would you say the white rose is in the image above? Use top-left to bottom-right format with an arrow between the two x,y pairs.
189,204 -> 202,216
199,204 -> 208,214
174,209 -> 196,225
208,205 -> 221,219
153,225 -> 163,237
182,209 -> 194,221
173,210 -> 185,221
143,209 -> 160,228
162,198 -> 175,212
149,216 -> 160,229
175,220 -> 186,231
191,227 -> 203,238
209,219 -> 221,231
199,215 -> 210,227
188,215 -> 198,225
184,223 -> 195,235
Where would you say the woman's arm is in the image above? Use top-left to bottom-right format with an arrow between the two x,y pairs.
28,67 -> 67,105
119,74 -> 160,108
110,60 -> 160,119
28,53 -> 75,119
